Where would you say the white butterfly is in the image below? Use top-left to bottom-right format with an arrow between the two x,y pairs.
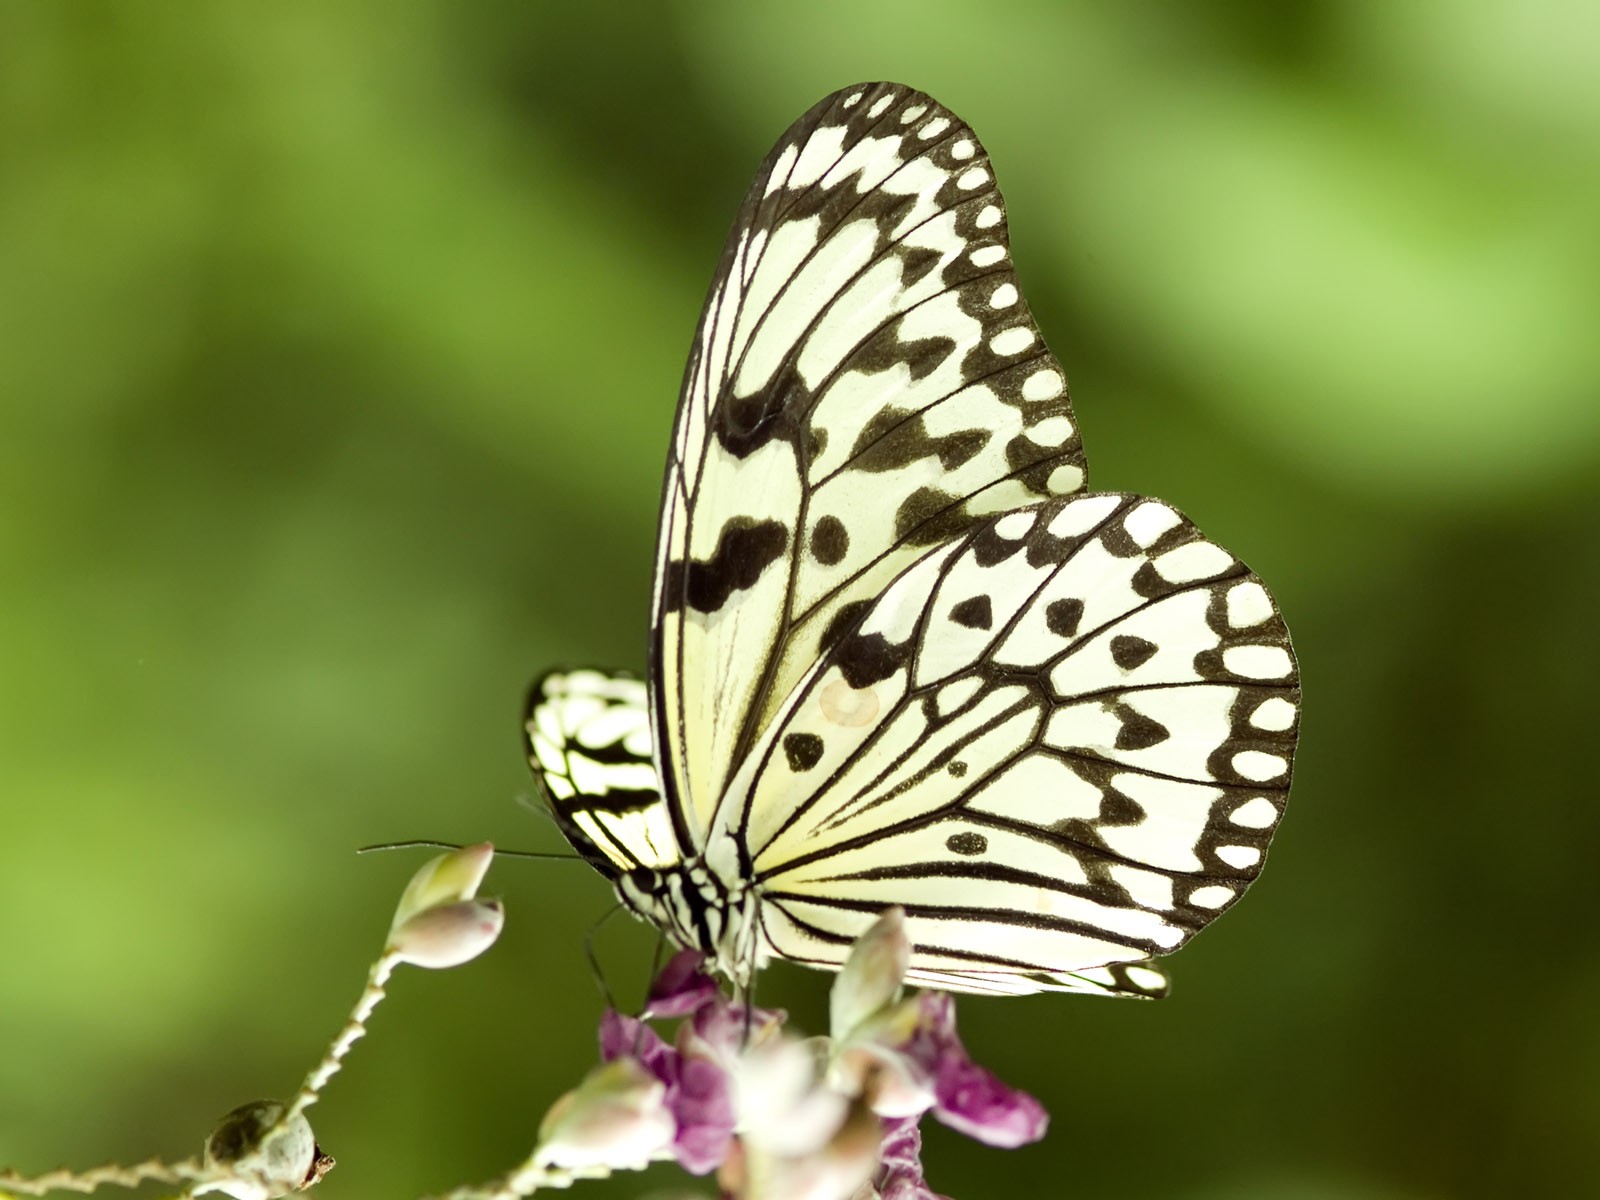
525,83 -> 1299,999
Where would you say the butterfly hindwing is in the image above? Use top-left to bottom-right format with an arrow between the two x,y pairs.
652,82 -> 1087,844
904,959 -> 1170,1000
525,668 -> 677,877
706,493 -> 1297,994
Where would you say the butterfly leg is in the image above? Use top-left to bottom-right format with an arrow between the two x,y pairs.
582,902 -> 625,1011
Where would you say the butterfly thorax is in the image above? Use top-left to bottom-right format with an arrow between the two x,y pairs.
615,850 -> 764,986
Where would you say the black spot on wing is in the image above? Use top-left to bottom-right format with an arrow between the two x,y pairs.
1113,709 -> 1171,751
897,333 -> 960,382
1097,789 -> 1146,826
970,518 -> 1031,566
664,517 -> 790,614
1046,598 -> 1084,638
934,430 -> 988,470
809,515 -> 849,565
1110,634 -> 1159,671
848,407 -> 908,462
946,832 -> 988,856
783,732 -> 825,771
949,595 -> 993,630
579,738 -> 654,766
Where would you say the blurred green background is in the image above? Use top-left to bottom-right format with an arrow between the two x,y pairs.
3,3 -> 1597,1198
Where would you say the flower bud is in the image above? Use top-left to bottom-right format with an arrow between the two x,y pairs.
197,1100 -> 328,1200
536,1058 -> 676,1171
829,908 -> 908,1042
829,989 -> 934,1119
830,1038 -> 934,1120
736,1096 -> 881,1200
389,842 -> 494,935
736,1037 -> 849,1160
390,897 -> 504,969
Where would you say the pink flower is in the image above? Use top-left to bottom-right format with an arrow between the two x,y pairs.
871,1117 -> 949,1200
903,993 -> 1048,1149
645,950 -> 721,1018
577,912 -> 1050,1195
598,1010 -> 735,1175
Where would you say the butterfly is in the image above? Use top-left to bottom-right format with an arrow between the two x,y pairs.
524,82 -> 1299,999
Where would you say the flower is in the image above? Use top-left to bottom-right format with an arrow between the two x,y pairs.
598,1009 -> 735,1174
732,1093 -> 881,1200
645,949 -> 721,1018
903,993 -> 1047,1149
829,908 -> 910,1040
565,908 -> 1048,1197
728,1033 -> 849,1162
820,908 -> 1047,1191
869,1117 -> 948,1200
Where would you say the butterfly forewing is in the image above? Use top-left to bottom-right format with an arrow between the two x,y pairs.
652,82 -> 1087,844
710,493 -> 1297,995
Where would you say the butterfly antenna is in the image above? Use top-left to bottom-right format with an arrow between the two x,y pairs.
514,791 -> 560,825
582,904 -> 624,1011
355,839 -> 581,861
357,839 -> 464,853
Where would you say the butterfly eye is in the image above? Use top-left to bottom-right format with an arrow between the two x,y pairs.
626,866 -> 658,894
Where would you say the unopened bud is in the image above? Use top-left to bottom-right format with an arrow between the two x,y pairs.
737,1097 -> 881,1200
830,907 -> 908,1041
390,897 -> 504,969
535,1058 -> 676,1172
736,1037 -> 848,1160
390,842 -> 495,935
197,1100 -> 330,1200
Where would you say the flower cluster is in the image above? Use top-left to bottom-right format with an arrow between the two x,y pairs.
532,909 -> 1046,1199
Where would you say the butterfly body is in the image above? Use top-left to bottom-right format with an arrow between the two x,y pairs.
526,83 -> 1299,1000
